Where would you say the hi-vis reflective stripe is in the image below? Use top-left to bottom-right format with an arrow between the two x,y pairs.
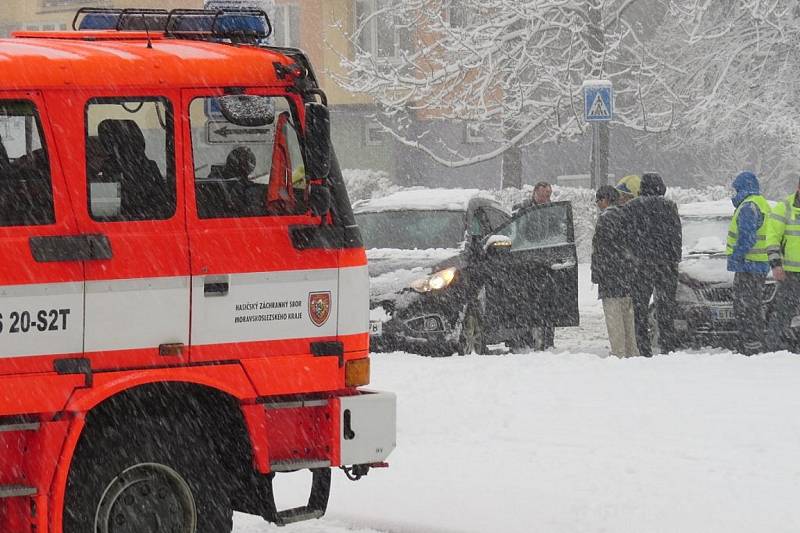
728,232 -> 768,253
783,260 -> 800,268
770,212 -> 789,224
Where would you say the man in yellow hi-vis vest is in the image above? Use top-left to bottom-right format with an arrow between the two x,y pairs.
727,171 -> 771,355
765,179 -> 800,351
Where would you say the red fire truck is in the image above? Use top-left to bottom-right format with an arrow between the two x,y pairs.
0,8 -> 395,532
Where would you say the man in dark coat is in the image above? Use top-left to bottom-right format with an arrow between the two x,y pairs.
624,173 -> 682,356
512,181 -> 556,349
592,185 -> 638,357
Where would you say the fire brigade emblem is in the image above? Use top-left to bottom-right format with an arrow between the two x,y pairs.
308,291 -> 332,327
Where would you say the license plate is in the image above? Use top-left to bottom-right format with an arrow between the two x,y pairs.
713,307 -> 735,321
369,320 -> 383,336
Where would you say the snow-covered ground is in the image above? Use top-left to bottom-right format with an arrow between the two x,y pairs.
234,264 -> 800,533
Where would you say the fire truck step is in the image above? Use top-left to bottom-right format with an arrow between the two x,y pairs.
0,422 -> 40,433
0,485 -> 37,499
270,459 -> 330,472
275,507 -> 325,525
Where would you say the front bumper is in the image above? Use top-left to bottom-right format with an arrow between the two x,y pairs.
673,302 -> 770,348
369,292 -> 464,354
339,390 -> 396,466
370,312 -> 458,354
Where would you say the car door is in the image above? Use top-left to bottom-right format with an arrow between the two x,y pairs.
480,201 -> 579,333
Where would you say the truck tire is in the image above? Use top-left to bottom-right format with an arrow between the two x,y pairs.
63,418 -> 233,533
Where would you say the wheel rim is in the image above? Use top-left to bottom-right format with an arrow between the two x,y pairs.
462,313 -> 481,353
649,310 -> 659,354
531,326 -> 545,350
95,463 -> 197,533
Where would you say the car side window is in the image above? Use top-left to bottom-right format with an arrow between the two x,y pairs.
85,97 -> 176,221
468,208 -> 484,236
0,100 -> 54,227
498,203 -> 571,251
485,207 -> 510,233
190,95 -> 307,219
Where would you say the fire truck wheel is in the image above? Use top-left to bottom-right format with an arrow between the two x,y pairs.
63,420 -> 234,533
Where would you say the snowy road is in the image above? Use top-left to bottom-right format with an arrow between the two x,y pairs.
233,265 -> 800,533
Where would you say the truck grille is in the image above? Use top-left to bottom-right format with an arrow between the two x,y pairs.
699,283 -> 777,303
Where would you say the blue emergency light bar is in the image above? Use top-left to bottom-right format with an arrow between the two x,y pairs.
73,7 -> 272,43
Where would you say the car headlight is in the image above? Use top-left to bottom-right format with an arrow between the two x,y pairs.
411,267 -> 457,293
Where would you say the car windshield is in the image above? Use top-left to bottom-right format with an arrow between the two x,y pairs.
682,216 -> 731,255
356,210 -> 465,249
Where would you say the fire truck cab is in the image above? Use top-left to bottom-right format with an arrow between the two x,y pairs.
0,8 -> 395,533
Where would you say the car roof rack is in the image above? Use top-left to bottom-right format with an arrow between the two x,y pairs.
72,7 -> 272,43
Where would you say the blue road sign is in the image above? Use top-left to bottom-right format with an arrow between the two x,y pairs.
583,82 -> 613,122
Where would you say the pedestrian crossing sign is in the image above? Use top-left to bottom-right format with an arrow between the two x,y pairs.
583,80 -> 613,122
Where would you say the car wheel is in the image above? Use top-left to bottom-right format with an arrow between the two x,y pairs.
649,307 -> 660,355
508,326 -> 546,352
457,307 -> 486,355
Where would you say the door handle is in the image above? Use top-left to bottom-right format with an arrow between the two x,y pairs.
550,261 -> 576,271
204,275 -> 230,297
30,234 -> 112,263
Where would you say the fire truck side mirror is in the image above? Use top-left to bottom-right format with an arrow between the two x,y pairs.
304,102 -> 331,180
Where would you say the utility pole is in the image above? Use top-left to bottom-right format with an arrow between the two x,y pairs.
585,0 -> 609,189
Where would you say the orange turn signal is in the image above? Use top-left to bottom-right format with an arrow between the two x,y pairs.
345,358 -> 370,388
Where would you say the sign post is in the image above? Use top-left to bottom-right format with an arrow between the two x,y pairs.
582,80 -> 613,189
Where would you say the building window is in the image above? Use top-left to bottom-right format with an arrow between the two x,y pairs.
355,0 -> 410,59
40,0 -> 102,10
364,121 -> 385,146
272,4 -> 300,48
464,122 -> 484,144
446,0 -> 474,28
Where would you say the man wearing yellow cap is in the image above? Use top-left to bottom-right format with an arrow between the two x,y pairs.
616,174 -> 641,204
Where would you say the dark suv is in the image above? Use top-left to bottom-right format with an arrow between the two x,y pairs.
355,189 -> 580,355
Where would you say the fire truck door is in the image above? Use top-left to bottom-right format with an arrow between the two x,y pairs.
183,92 -> 340,362
0,95 -> 84,373
79,97 -> 190,368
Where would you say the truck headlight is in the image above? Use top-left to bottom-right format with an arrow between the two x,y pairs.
411,267 -> 457,293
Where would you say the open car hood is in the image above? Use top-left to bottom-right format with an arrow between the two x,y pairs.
679,254 -> 733,287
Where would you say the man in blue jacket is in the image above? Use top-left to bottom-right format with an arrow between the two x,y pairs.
727,171 -> 771,355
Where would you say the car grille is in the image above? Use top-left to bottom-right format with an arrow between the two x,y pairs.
699,283 -> 777,303
699,287 -> 732,302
